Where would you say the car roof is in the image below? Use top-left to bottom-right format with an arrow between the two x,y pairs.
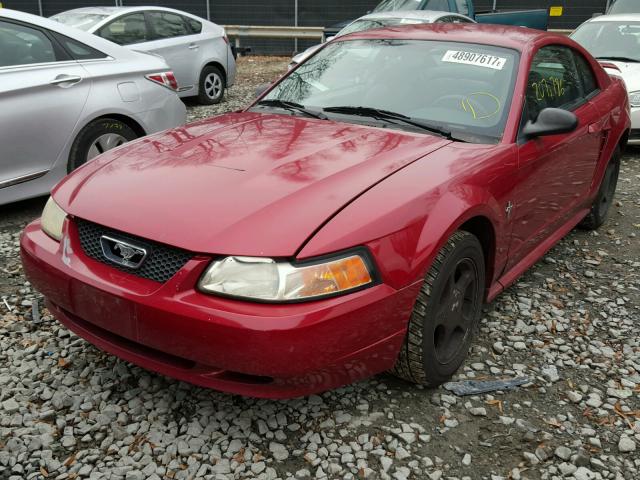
53,6 -> 198,17
340,23 -> 554,51
587,13 -> 640,22
357,9 -> 472,22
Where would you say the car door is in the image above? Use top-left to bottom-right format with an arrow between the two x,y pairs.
506,44 -> 603,271
0,19 -> 90,189
142,11 -> 199,92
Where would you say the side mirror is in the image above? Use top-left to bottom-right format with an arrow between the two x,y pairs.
522,108 -> 578,139
255,82 -> 271,98
592,12 -> 603,18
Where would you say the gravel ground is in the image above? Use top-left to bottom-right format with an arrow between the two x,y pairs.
1,56 -> 639,480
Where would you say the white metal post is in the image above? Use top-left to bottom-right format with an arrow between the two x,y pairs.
206,0 -> 211,21
38,0 -> 43,15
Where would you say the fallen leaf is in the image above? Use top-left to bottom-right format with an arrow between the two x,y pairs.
544,418 -> 562,428
63,453 -> 76,467
486,399 -> 503,414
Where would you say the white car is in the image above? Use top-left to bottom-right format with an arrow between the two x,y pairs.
289,10 -> 475,69
0,8 -> 185,205
571,13 -> 640,143
52,6 -> 236,105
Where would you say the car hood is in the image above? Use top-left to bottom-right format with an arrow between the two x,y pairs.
53,112 -> 449,257
601,60 -> 640,91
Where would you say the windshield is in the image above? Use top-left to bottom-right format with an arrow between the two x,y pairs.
572,21 -> 640,62
50,12 -> 108,31
373,0 -> 452,12
262,39 -> 519,143
338,17 -> 428,36
609,0 -> 638,14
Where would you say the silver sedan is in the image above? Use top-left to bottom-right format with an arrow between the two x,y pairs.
52,6 -> 237,105
0,8 -> 186,206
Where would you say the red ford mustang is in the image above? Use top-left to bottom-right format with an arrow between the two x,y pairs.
21,24 -> 629,398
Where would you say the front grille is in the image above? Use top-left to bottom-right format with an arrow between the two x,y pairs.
76,219 -> 193,283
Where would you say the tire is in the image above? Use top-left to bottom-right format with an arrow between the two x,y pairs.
67,118 -> 138,173
391,231 -> 485,387
197,65 -> 225,105
579,147 -> 621,230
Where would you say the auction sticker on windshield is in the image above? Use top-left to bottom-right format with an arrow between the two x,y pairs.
442,50 -> 507,70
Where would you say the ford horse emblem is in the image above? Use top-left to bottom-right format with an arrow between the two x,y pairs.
100,235 -> 147,269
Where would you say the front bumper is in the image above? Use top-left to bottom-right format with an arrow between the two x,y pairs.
20,219 -> 417,398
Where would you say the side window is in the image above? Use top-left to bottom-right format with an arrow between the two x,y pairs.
148,12 -> 190,39
98,13 -> 148,45
524,45 -> 583,122
573,51 -> 599,97
0,20 -> 57,67
424,0 -> 451,11
186,17 -> 202,34
454,0 -> 470,15
53,33 -> 107,60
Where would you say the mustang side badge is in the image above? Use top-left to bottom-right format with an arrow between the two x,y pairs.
100,236 -> 147,269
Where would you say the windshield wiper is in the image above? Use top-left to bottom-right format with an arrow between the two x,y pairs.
323,106 -> 461,140
256,99 -> 328,120
596,56 -> 640,63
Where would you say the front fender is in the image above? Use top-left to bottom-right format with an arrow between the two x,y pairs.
298,144 -> 513,291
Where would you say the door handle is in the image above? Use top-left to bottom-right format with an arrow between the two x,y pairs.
188,43 -> 199,50
49,74 -> 83,87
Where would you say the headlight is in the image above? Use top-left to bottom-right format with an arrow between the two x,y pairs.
41,197 -> 66,241
198,251 -> 376,302
629,91 -> 640,108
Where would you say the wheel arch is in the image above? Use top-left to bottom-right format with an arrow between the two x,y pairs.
410,193 -> 504,301
618,128 -> 629,152
89,113 -> 147,138
65,113 -> 147,173
201,61 -> 227,84
458,215 -> 497,296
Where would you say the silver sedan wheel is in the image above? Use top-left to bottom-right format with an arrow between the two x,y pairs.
87,133 -> 128,161
204,72 -> 223,100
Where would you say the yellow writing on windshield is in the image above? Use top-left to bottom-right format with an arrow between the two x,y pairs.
460,92 -> 502,120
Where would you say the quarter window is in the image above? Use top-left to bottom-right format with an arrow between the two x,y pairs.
524,45 -> 583,122
53,33 -> 107,60
148,12 -> 190,39
186,17 -> 202,34
98,13 -> 148,45
573,51 -> 599,97
0,21 -> 57,67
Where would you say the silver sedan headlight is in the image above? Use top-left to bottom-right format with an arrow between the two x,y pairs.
41,197 -> 66,241
198,252 -> 375,302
